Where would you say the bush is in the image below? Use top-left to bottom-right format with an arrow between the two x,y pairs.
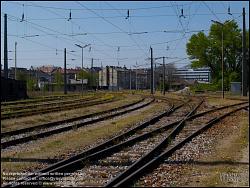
190,82 -> 220,92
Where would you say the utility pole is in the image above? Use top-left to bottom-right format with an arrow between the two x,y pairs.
222,28 -> 224,99
242,7 -> 247,96
212,20 -> 227,99
75,43 -> 91,96
64,48 -> 67,94
135,68 -> 137,90
163,57 -> 165,95
4,14 -> 8,79
15,42 -> 17,80
101,62 -> 103,89
129,67 -> 132,90
154,63 -> 156,93
91,58 -> 93,90
112,66 -> 114,91
81,47 -> 83,96
150,47 -> 153,94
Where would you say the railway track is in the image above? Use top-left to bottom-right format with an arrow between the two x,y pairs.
1,95 -> 115,120
1,98 -> 146,137
1,94 -> 99,112
108,102 -> 249,187
53,99 -> 202,187
3,100 -> 248,187
1,97 -> 155,149
1,94 -> 82,106
1,98 -> 190,186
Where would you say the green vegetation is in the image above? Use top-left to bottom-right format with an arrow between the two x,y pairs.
16,70 -> 38,91
187,20 -> 249,90
54,70 -> 63,91
1,102 -> 167,173
190,82 -> 220,92
77,70 -> 98,88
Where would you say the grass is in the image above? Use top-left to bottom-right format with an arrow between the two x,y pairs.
1,101 -> 169,173
1,93 -> 84,106
186,110 -> 249,187
1,94 -> 141,132
206,96 -> 245,106
1,93 -> 95,109
1,93 -> 108,115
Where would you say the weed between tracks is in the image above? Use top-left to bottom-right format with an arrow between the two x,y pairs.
1,101 -> 169,173
1,94 -> 140,132
179,110 -> 249,187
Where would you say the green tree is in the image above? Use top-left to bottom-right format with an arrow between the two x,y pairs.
16,71 -> 37,91
186,20 -> 249,88
76,70 -> 89,80
76,70 -> 98,88
27,78 -> 36,91
54,70 -> 63,91
16,71 -> 27,81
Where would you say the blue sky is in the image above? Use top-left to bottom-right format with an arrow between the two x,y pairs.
1,1 -> 249,69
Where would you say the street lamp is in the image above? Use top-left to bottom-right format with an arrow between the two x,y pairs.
211,20 -> 225,99
75,43 -> 91,97
211,19 -> 233,99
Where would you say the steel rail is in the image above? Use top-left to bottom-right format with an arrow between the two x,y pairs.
1,98 -> 155,149
3,97 -> 178,187
1,94 -> 82,106
3,100 -> 247,187
105,100 -> 203,187
1,97 -> 116,120
1,95 -> 99,112
5,99 -> 193,187
1,98 -> 145,137
111,104 -> 249,187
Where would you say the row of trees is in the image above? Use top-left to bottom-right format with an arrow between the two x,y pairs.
186,20 -> 249,90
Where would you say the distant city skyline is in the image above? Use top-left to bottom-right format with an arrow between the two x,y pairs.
1,1 -> 249,69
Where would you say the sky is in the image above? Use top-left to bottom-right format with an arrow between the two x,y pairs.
1,1 -> 249,69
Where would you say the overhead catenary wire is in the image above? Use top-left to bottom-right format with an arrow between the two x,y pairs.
104,0 -> 150,53
202,1 -> 222,22
2,1 -> 245,69
24,2 -> 120,55
4,29 -> 209,37
76,1 -> 149,58
6,1 -> 193,11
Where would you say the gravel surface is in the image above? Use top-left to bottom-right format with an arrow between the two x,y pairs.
52,100 -> 200,187
1,98 -> 152,144
1,100 -> 171,179
136,105 -> 248,187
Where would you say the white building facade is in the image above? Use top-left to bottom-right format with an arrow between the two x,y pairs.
174,67 -> 211,83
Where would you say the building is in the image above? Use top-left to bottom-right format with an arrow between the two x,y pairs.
174,66 -> 211,83
99,66 -> 130,90
99,66 -> 150,90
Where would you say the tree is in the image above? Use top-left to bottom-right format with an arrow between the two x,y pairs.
77,70 -> 89,80
27,77 -> 36,91
16,70 -> 37,91
16,71 -> 27,81
186,20 -> 249,88
77,70 -> 98,88
54,70 -> 63,91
